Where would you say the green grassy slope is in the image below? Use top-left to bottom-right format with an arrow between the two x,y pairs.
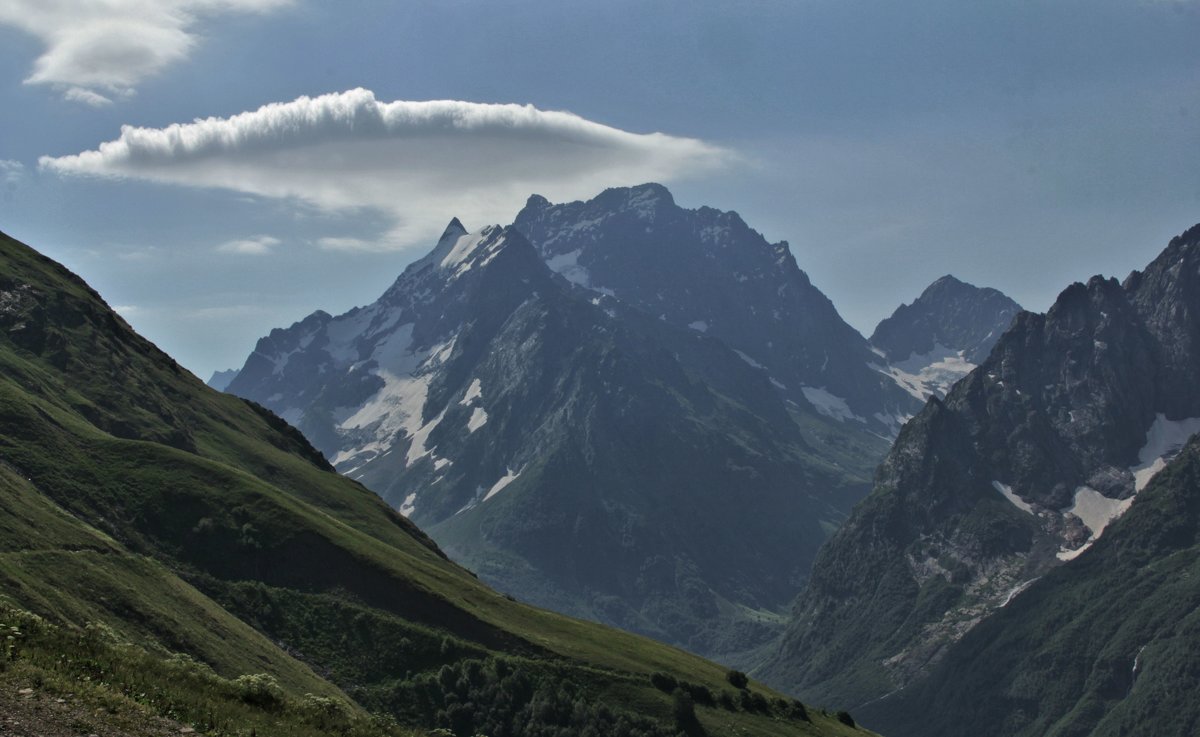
0,229 -> 868,736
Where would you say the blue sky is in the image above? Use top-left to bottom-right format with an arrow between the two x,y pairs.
1,0 -> 1197,378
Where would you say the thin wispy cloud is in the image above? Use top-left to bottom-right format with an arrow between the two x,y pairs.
0,0 -> 291,104
40,88 -> 732,250
217,235 -> 280,255
0,159 -> 24,184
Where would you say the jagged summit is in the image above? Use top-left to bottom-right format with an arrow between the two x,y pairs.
870,274 -> 1022,400
224,186 -> 893,661
439,216 -> 468,241
414,222 -> 509,275
514,183 -> 920,432
761,221 -> 1200,733
522,183 -> 676,222
594,182 -> 676,210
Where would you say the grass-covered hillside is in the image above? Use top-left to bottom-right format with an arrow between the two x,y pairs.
858,433 -> 1200,737
0,227 -> 868,736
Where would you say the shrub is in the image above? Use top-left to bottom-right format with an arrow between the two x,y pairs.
672,688 -> 704,736
650,671 -> 678,692
725,669 -> 748,689
233,673 -> 284,707
790,699 -> 809,721
672,689 -> 695,723
301,693 -> 346,721
685,683 -> 714,706
836,710 -> 856,727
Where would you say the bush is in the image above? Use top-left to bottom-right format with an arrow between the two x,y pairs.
725,669 -> 748,689
672,688 -> 704,736
836,710 -> 856,727
233,673 -> 284,707
685,683 -> 714,706
790,699 -> 809,721
301,693 -> 346,723
750,692 -> 768,712
650,671 -> 678,692
672,689 -> 695,723
738,690 -> 769,713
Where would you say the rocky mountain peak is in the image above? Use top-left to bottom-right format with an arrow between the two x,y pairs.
438,216 -> 468,242
920,274 -> 981,301
869,274 -> 1021,401
761,222 -> 1200,718
222,186 -> 901,662
595,182 -> 675,214
514,183 -> 919,432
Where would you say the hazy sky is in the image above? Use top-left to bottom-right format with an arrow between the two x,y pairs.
1,0 -> 1197,378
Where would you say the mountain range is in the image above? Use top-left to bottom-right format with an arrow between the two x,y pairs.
220,184 -> 1022,663
758,222 -> 1200,737
0,226 -> 863,736
6,180 -> 1191,737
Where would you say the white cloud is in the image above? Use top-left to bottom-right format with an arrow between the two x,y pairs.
217,234 -> 280,255
64,86 -> 115,107
0,0 -> 291,103
40,88 -> 732,250
0,159 -> 23,184
314,236 -> 376,252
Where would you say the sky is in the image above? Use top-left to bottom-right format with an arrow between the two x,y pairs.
0,0 -> 1198,379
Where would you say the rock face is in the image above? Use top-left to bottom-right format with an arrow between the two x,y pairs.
226,209 -> 886,660
871,433 -> 1200,737
870,275 -> 1021,400
757,222 -> 1200,729
514,184 -> 921,433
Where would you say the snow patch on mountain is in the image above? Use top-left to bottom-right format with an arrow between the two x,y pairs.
406,408 -> 447,466
872,343 -> 976,401
873,410 -> 912,436
801,386 -> 861,423
1055,485 -> 1133,561
468,406 -> 488,433
440,231 -> 490,271
545,248 -> 592,287
733,349 -> 764,370
992,481 -> 1034,514
334,324 -> 457,472
460,378 -> 483,405
625,185 -> 665,217
483,467 -> 522,502
1130,413 -> 1200,492
266,324 -> 323,375
1066,486 -> 1133,538
400,492 -> 417,518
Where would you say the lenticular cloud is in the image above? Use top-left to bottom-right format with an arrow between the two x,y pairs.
41,89 -> 730,250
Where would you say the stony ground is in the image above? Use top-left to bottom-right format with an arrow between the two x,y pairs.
0,673 -> 196,737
